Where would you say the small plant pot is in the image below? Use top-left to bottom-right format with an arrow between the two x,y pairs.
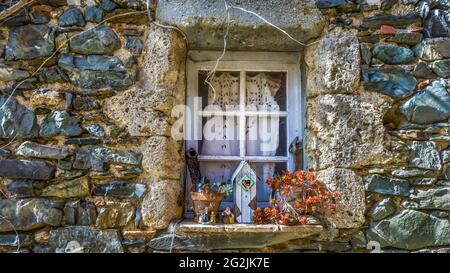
190,192 -> 225,219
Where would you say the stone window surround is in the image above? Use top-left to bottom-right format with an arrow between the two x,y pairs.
183,50 -> 310,227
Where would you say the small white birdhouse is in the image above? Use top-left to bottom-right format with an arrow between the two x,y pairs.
231,161 -> 257,223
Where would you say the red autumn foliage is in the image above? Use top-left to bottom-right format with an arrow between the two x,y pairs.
252,170 -> 339,225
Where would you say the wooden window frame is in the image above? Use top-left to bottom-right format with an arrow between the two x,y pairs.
184,50 -> 303,216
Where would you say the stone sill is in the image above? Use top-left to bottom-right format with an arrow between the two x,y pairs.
177,220 -> 324,234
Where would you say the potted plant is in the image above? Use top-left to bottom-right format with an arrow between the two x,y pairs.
252,170 -> 340,225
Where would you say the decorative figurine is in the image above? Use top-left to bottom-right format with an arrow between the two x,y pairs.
199,207 -> 210,224
210,211 -> 217,224
222,207 -> 235,224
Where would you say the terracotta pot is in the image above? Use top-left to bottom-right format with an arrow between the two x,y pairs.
190,192 -> 225,217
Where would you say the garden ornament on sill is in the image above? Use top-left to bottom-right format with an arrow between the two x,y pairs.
231,161 -> 257,223
221,207 -> 235,224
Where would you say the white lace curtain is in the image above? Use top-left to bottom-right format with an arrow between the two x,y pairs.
201,72 -> 282,202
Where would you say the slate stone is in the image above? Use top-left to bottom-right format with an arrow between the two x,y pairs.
40,110 -> 82,137
362,67 -> 417,99
361,13 -> 422,29
423,9 -> 450,38
0,159 -> 55,180
0,65 -> 29,81
385,32 -> 423,46
85,124 -> 105,137
412,62 -> 437,79
125,35 -> 143,57
92,181 -> 146,200
360,43 -> 372,65
64,200 -> 97,226
17,141 -> 69,160
410,178 -> 436,185
37,66 -> 69,83
58,54 -> 126,72
443,150 -> 450,163
77,70 -> 133,90
0,199 -> 63,232
64,137 -> 101,145
58,8 -> 86,27
391,168 -> 436,178
409,141 -> 442,170
368,198 -> 396,221
5,180 -> 34,198
5,25 -> 55,61
381,0 -> 398,9
414,38 -> 450,61
0,234 -> 32,247
410,187 -> 450,210
84,7 -> 103,23
0,96 -> 38,138
367,210 -> 450,250
367,174 -> 410,196
73,146 -> 142,171
48,226 -> 123,253
430,59 -> 450,77
0,148 -> 11,159
69,26 -> 120,55
41,176 -> 90,199
101,0 -> 119,11
400,80 -> 450,124
316,0 -> 349,9
96,201 -> 135,229
372,44 -> 415,64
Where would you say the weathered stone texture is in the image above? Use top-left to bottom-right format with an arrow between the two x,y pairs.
156,0 -> 326,51
316,168 -> 366,228
305,34 -> 360,97
141,178 -> 183,230
307,94 -> 389,170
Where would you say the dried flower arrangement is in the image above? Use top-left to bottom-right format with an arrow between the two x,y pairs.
252,171 -> 340,225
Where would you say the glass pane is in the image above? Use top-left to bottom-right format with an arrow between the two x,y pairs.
251,162 -> 287,206
199,161 -> 237,209
198,71 -> 240,111
246,72 -> 286,111
198,115 -> 240,156
246,117 -> 287,156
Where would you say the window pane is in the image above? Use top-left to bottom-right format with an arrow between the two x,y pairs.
251,162 -> 287,206
246,72 -> 286,111
199,115 -> 240,156
246,117 -> 287,156
199,161 -> 237,209
198,71 -> 240,111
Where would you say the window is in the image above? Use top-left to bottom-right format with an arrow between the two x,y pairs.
185,51 -> 303,214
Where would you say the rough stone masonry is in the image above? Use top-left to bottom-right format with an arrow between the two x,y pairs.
0,0 -> 449,253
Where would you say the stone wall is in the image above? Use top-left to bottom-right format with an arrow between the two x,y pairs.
0,0 -> 450,253
0,0 -> 186,253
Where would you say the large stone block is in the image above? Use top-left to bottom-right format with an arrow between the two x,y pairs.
139,136 -> 182,180
48,226 -> 123,253
316,168 -> 365,229
141,178 -> 183,230
0,96 -> 38,138
400,80 -> 450,125
306,94 -> 389,170
5,25 -> 54,61
409,187 -> 450,210
156,0 -> 326,51
305,34 -> 360,97
0,199 -> 63,232
367,210 -> 450,250
0,159 -> 55,180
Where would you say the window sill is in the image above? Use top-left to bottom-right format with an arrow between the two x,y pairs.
177,220 -> 324,234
